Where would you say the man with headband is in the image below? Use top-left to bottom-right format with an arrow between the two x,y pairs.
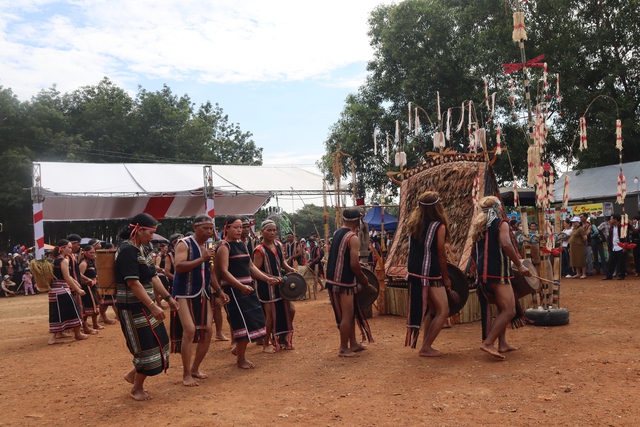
171,215 -> 227,386
325,207 -> 374,357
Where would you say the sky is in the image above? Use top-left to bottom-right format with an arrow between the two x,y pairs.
0,0 -> 384,183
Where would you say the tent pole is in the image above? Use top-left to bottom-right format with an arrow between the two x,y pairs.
31,163 -> 45,259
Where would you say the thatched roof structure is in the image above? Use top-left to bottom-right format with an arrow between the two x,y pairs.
385,150 -> 499,279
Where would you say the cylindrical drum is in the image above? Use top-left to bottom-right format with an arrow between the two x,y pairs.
96,249 -> 117,296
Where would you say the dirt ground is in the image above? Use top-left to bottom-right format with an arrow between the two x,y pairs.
1,276 -> 640,427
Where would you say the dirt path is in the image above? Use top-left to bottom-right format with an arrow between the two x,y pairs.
1,276 -> 640,426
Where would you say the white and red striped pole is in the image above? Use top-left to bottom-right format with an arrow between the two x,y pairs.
32,163 -> 45,259
203,166 -> 216,239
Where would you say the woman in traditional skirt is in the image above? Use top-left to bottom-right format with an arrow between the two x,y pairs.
405,191 -> 452,357
216,216 -> 280,369
471,196 -> 531,359
253,219 -> 297,353
48,240 -> 88,345
115,213 -> 179,401
98,242 -> 118,324
79,245 -> 103,332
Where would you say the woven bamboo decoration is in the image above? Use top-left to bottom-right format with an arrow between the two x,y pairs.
579,116 -> 587,150
616,119 -> 622,150
414,108 -> 420,136
562,175 -> 570,206
621,214 -> 629,239
616,172 -> 626,204
496,124 -> 502,155
512,11 -> 527,42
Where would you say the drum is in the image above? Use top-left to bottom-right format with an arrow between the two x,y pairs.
279,273 -> 308,301
96,249 -> 117,296
446,263 -> 469,316
511,259 -> 540,298
355,268 -> 379,309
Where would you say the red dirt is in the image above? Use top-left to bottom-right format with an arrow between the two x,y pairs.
1,276 -> 639,426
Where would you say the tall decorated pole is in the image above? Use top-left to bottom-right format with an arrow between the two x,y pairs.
203,166 -> 217,238
31,163 -> 45,260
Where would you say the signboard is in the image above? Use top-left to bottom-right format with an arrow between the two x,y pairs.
558,202 -> 613,219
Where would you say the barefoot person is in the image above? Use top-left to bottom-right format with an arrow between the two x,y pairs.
405,191 -> 451,357
48,240 -> 88,345
253,219 -> 297,353
215,216 -> 280,369
170,215 -> 221,387
115,213 -> 179,401
471,196 -> 531,360
79,245 -> 104,332
325,207 -> 374,357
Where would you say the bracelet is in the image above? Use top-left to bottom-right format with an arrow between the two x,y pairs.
148,301 -> 156,308
163,295 -> 171,302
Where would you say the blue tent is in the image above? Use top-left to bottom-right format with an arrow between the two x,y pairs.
364,205 -> 398,232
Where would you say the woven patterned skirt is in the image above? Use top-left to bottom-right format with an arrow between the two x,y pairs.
118,304 -> 170,376
49,285 -> 82,333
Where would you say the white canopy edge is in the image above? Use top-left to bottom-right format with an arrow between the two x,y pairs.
36,162 -> 333,221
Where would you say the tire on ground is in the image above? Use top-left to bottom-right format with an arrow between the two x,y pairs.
524,308 -> 570,326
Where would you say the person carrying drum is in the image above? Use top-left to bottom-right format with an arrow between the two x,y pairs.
471,196 -> 531,360
405,191 -> 451,357
325,207 -> 374,357
253,219 -> 297,353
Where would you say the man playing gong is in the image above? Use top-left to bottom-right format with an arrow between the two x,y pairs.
325,207 -> 374,357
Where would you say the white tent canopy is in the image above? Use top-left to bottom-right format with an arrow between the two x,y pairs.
36,162 -> 332,221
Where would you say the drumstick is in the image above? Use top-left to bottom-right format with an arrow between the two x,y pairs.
527,273 -> 555,284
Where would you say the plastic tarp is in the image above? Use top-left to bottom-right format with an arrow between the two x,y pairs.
364,205 -> 398,232
36,162 -> 329,221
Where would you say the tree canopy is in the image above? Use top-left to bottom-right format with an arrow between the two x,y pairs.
322,0 -> 640,197
0,77 -> 262,248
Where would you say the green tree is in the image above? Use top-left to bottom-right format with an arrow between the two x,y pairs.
323,0 -> 640,192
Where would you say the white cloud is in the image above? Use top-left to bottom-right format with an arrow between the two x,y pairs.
0,0 -> 380,98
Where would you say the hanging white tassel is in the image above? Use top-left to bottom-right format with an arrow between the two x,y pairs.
512,11 -> 527,42
395,120 -> 400,145
490,92 -> 496,118
513,183 -> 519,207
579,116 -> 587,151
496,124 -> 502,155
543,63 -> 549,95
467,101 -> 473,149
414,108 -> 420,136
509,78 -> 515,106
474,129 -> 486,150
616,119 -> 623,150
455,102 -> 465,133
433,132 -> 445,149
556,74 -> 562,102
395,151 -> 407,167
373,129 -> 378,156
445,108 -> 452,141
484,78 -> 489,111
386,135 -> 390,164
436,91 -> 441,122
562,175 -> 570,207
408,102 -> 412,134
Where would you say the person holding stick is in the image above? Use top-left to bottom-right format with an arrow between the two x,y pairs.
405,191 -> 451,357
325,207 -> 374,357
471,196 -> 530,360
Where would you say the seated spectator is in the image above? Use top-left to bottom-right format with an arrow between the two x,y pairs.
1,275 -> 16,297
